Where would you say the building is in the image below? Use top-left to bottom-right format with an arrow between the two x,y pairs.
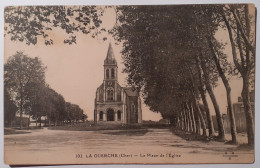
213,90 -> 255,133
231,90 -> 255,132
211,90 -> 255,133
94,43 -> 142,124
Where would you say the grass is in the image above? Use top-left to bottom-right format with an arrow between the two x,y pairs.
4,128 -> 31,135
48,122 -> 170,131
101,129 -> 149,136
237,144 -> 254,151
12,126 -> 44,130
170,127 -> 219,143
170,128 -> 254,152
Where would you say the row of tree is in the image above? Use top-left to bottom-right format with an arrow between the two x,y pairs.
4,5 -> 255,146
4,52 -> 87,128
112,5 -> 255,146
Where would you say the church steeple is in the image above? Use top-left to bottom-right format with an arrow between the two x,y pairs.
104,43 -> 118,81
104,42 -> 117,65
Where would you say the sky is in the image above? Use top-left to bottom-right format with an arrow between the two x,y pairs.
4,7 -> 247,121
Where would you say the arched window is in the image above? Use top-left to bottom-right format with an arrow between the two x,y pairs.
106,69 -> 109,79
107,89 -> 114,101
99,111 -> 103,121
117,111 -> 121,121
110,90 -> 113,100
111,68 -> 115,78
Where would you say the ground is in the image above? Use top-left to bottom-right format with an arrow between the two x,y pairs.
4,127 -> 254,165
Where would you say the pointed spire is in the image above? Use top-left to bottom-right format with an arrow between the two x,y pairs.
104,42 -> 117,65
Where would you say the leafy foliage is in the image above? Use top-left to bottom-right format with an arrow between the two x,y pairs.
112,5 -> 221,120
4,51 -> 86,127
4,6 -> 104,45
4,88 -> 18,126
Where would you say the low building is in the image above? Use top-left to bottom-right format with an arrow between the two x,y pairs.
232,90 -> 255,132
212,90 -> 255,133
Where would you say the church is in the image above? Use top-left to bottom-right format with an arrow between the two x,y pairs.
94,43 -> 142,124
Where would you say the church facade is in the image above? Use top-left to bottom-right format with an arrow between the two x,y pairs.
94,43 -> 142,124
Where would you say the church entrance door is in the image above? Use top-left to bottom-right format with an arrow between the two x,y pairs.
107,108 -> 114,121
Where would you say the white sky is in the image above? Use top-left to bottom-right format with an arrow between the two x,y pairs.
4,7 -> 246,121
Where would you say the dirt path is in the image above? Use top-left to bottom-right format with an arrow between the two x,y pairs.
4,128 -> 254,165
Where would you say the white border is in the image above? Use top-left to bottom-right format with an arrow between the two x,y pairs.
0,0 -> 259,168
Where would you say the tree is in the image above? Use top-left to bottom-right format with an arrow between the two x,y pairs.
112,5 -> 256,144
195,58 -> 215,137
4,88 -> 18,127
65,102 -> 73,124
221,4 -> 255,146
25,83 -> 49,127
48,89 -> 66,126
4,51 -> 46,129
81,114 -> 88,123
4,6 -> 104,45
65,102 -> 85,124
179,4 -> 239,142
208,37 -> 238,144
113,5 -> 226,139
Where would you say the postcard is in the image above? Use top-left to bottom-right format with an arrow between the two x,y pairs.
3,4 -> 255,165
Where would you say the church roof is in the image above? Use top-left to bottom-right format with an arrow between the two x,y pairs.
124,87 -> 139,97
104,43 -> 117,65
97,83 -> 104,90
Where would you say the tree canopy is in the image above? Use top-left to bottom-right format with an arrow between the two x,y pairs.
112,5 -> 255,145
4,51 -> 86,127
4,6 -> 104,45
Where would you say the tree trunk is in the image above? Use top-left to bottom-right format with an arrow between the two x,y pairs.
192,101 -> 201,135
170,118 -> 175,127
209,39 -> 237,143
242,76 -> 254,146
197,103 -> 207,136
176,117 -> 180,128
189,103 -> 196,134
205,82 -> 225,140
44,117 -> 47,127
226,86 -> 238,143
178,117 -> 181,129
184,106 -> 190,132
201,58 -> 225,140
185,103 -> 193,132
27,116 -> 30,129
39,117 -> 42,127
48,118 -> 51,127
196,57 -> 215,136
19,101 -> 23,129
193,99 -> 206,136
180,111 -> 184,130
183,109 -> 188,131
200,88 -> 215,136
206,85 -> 225,140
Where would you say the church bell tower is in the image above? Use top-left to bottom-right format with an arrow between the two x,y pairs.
103,43 -> 118,102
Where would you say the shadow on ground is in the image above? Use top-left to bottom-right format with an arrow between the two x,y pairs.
4,128 -> 31,135
170,128 -> 253,152
101,129 -> 148,136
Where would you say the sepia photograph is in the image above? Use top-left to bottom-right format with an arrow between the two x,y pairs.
2,2 -> 257,166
